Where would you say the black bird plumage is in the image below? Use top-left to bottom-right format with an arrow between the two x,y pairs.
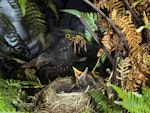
22,38 -> 76,79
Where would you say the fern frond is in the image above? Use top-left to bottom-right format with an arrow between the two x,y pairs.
42,0 -> 58,19
108,84 -> 150,113
97,0 -> 125,14
25,1 -> 46,48
111,9 -> 142,50
0,78 -> 40,112
0,35 -> 16,55
0,78 -> 9,88
89,90 -> 122,113
0,78 -> 24,112
0,94 -> 17,112
142,87 -> 150,107
6,79 -> 40,88
110,0 -> 125,13
61,9 -> 98,42
96,0 -> 110,10
18,0 -> 27,17
117,57 -> 131,87
8,0 -> 22,17
61,9 -> 97,30
125,43 -> 150,91
0,91 -> 30,112
129,0 -> 150,20
0,13 -> 30,55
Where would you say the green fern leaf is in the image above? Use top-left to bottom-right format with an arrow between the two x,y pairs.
0,94 -> 17,112
42,0 -> 58,19
89,90 -> 122,113
0,13 -> 29,55
60,9 -> 98,42
8,0 -> 22,17
0,78 -> 40,112
25,1 -> 46,49
18,0 -> 27,17
107,84 -> 150,113
0,78 -> 8,88
142,87 -> 150,107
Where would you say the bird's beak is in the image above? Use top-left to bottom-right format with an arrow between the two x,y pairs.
72,66 -> 83,76
72,67 -> 88,77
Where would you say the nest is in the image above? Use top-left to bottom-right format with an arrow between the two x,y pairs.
33,77 -> 97,113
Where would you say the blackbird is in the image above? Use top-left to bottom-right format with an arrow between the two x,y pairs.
22,38 -> 76,80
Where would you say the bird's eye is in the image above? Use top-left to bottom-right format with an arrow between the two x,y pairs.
65,33 -> 71,39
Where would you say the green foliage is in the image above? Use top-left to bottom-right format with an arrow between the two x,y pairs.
0,35 -> 14,57
0,13 -> 29,56
42,0 -> 58,19
25,1 -> 46,48
133,0 -> 144,7
11,0 -> 58,49
0,77 -> 40,112
136,24 -> 150,32
89,90 -> 122,113
92,53 -> 107,73
61,9 -> 98,42
18,0 -> 27,17
10,57 -> 26,64
18,0 -> 58,19
8,0 -> 22,17
0,95 -> 17,112
107,83 -> 150,113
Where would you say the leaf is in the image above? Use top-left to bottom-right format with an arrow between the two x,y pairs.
0,13 -> 30,56
25,1 -> 46,49
18,0 -> 27,17
11,58 -> 26,64
133,0 -> 144,7
107,84 -> 150,113
107,83 -> 124,98
43,0 -> 58,19
136,25 -> 150,32
89,90 -> 122,113
0,78 -> 33,112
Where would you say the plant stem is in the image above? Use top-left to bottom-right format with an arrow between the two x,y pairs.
79,17 -> 114,66
83,0 -> 130,52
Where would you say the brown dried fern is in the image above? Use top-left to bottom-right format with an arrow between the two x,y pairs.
116,43 -> 150,92
129,0 -> 150,21
91,0 -> 149,92
96,0 -> 125,14
130,43 -> 150,75
116,57 -> 131,89
95,0 -> 142,51
125,44 -> 150,92
110,9 -> 142,51
95,0 -> 125,29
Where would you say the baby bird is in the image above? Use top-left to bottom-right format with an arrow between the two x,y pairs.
72,67 -> 100,92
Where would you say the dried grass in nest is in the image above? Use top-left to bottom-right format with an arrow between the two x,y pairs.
33,77 -> 97,113
43,92 -> 93,113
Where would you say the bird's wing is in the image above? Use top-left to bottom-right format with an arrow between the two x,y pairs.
22,55 -> 53,68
